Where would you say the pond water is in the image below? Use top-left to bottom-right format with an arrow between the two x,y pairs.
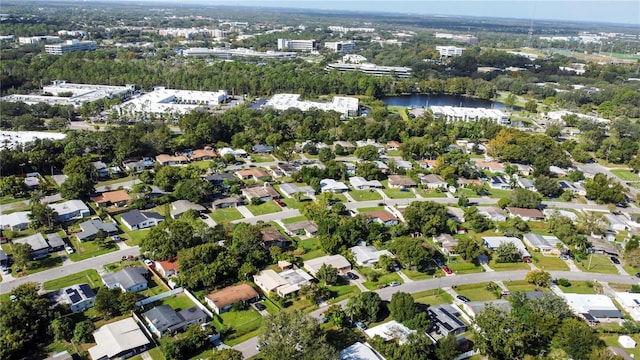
381,94 -> 506,109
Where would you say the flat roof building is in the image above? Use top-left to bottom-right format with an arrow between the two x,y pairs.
325,41 -> 355,54
340,342 -> 386,360
430,106 -> 510,125
1,80 -> 134,108
45,40 -> 97,55
183,47 -> 297,59
88,318 -> 150,360
265,93 -> 359,117
523,233 -> 564,255
277,39 -> 316,51
482,236 -> 532,261
325,62 -> 412,78
562,293 -> 624,321
304,255 -> 352,276
253,268 -> 313,298
428,304 -> 468,336
364,321 -> 416,344
436,46 -> 464,57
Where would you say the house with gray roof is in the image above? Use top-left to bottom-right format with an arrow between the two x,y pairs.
517,178 -> 535,191
211,196 -> 244,209
428,304 -> 467,336
14,233 -> 50,257
59,283 -> 96,313
0,211 -> 31,231
170,200 -> 206,219
279,183 -> 316,197
523,233 -> 564,255
76,219 -> 119,241
143,304 -> 207,337
49,200 -> 90,222
46,233 -> 65,251
120,210 -> 164,231
102,267 -> 148,293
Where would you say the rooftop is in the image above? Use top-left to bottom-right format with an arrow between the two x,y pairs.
205,284 -> 259,310
88,318 -> 150,360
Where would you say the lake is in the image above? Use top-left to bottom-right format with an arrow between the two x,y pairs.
381,94 -> 506,109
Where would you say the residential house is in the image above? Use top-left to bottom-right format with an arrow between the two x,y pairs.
517,178 -> 535,191
122,160 -> 145,172
218,147 -> 248,158
257,228 -> 289,248
420,174 -> 448,189
523,233 -> 564,255
92,161 -> 110,178
343,162 -> 356,176
59,283 -> 96,313
50,200 -> 90,222
513,163 -> 532,176
603,214 -> 629,232
387,175 -> 416,189
155,154 -> 189,166
478,207 -> 506,222
386,141 -> 401,150
0,211 -> 31,231
374,161 -> 390,174
14,233 -> 50,257
211,196 -> 244,209
489,176 -> 511,190
614,292 -> 640,322
189,148 -> 218,161
101,267 -> 149,292
482,236 -> 532,262
549,166 -> 567,177
350,245 -> 394,267
457,177 -> 483,187
462,299 -> 512,318
24,176 -> 40,189
558,180 -> 586,196
543,209 -> 578,221
434,234 -> 459,255
252,144 -> 274,154
320,179 -> 349,193
589,236 -> 619,256
340,342 -> 387,360
476,161 -> 505,173
283,220 -> 318,238
428,304 -> 468,336
204,173 -> 236,186
235,169 -> 270,181
120,210 -> 164,231
170,200 -> 206,219
394,159 -> 413,171
364,321 -> 416,345
0,249 -> 8,268
155,259 -> 179,278
418,159 -> 438,170
363,210 -> 399,226
333,141 -> 355,151
506,207 -> 544,221
144,305 -> 207,337
253,268 -> 313,297
279,183 -> 316,197
88,318 -> 150,360
46,233 -> 65,251
562,293 -> 623,321
91,190 -> 131,208
446,207 -> 465,222
277,163 -> 297,177
242,185 -> 281,202
304,254 -> 352,276
204,284 -> 259,314
349,176 -> 383,190
76,219 -> 119,242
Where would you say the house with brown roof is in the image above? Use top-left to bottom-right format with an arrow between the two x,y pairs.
388,175 -> 417,189
476,161 -> 505,173
155,258 -> 179,278
155,154 -> 189,166
418,159 -> 438,170
242,185 -> 280,202
506,207 -> 544,221
91,190 -> 131,208
261,229 -> 292,249
386,141 -> 401,150
235,169 -> 270,181
363,210 -> 399,226
211,196 -> 244,209
204,284 -> 259,314
434,234 -> 459,255
190,148 -> 219,161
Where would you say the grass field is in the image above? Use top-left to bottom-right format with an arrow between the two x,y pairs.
250,154 -> 275,163
488,259 -> 531,271
350,190 -> 383,202
210,207 -> 244,223
67,238 -> 118,261
487,188 -> 512,199
216,308 -> 264,346
43,269 -> 101,290
280,215 -> 308,224
415,189 -> 448,198
531,255 -> 569,271
247,201 -> 282,216
299,249 -> 326,261
357,206 -> 385,212
504,280 -> 543,293
382,188 -> 415,199
412,289 -> 454,306
558,280 -> 598,294
157,293 -> 196,311
455,282 -> 500,301
327,284 -> 361,303
601,334 -> 640,358
401,269 -> 433,280
611,169 -> 640,182
122,229 -> 149,246
447,259 -> 483,274
362,272 -> 403,290
579,254 -> 619,274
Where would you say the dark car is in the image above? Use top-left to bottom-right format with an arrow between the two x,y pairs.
456,295 -> 470,302
635,272 -> 640,278
254,303 -> 266,311
610,257 -> 621,264
346,272 -> 359,280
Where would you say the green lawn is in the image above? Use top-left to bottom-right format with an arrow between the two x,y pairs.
357,206 -> 385,212
601,334 -> 640,359
327,284 -> 361,303
349,190 -> 383,202
298,238 -> 320,251
122,229 -> 150,246
362,272 -> 403,290
317,193 -> 347,203
401,269 -> 433,280
299,249 -> 326,261
250,154 -> 274,163
67,238 -> 118,261
531,255 -> 569,271
246,201 -> 282,216
210,207 -> 244,222
579,254 -> 619,274
281,215 -> 309,224
558,280 -> 598,294
416,189 -> 448,198
412,289 -> 454,306
280,198 -> 311,209
95,176 -> 130,188
447,259 -> 483,274
216,308 -> 264,346
487,260 -> 531,271
0,195 -> 28,205
455,282 -> 500,301
486,188 -> 512,199
261,298 -> 281,315
611,169 -> 640,182
43,269 -> 101,290
382,188 -> 415,199
503,280 -> 546,293
189,160 -> 212,170
157,293 -> 196,310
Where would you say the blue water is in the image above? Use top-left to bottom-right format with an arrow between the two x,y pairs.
381,94 -> 505,109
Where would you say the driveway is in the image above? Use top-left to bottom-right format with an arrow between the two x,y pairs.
235,206 -> 254,218
232,336 -> 260,359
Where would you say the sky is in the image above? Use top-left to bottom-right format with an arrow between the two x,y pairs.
186,0 -> 640,25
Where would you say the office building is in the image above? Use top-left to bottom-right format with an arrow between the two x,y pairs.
325,62 -> 412,78
328,26 -> 375,33
429,106 -> 510,125
182,47 -> 297,60
325,41 -> 355,54
45,40 -> 97,55
265,93 -> 359,117
1,80 -> 134,108
19,36 -> 61,45
277,39 -> 316,51
436,46 -> 464,57
434,32 -> 478,44
115,87 -> 227,120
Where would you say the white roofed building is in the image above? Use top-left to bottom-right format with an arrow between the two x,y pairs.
364,321 -> 416,345
253,268 -> 313,298
430,106 -> 510,125
350,245 -> 394,267
0,211 -> 31,231
304,255 -> 352,276
265,94 -> 358,117
88,318 -> 150,360
2,80 -> 133,108
325,62 -> 412,78
562,293 -> 624,321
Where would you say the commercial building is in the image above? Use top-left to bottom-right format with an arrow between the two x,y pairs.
325,62 -> 412,78
204,284 -> 260,314
45,40 -> 97,55
436,46 -> 464,57
325,41 -> 355,54
277,39 -> 316,51
1,80 -> 134,108
434,32 -> 478,44
115,87 -> 227,120
328,26 -> 375,33
19,36 -> 61,44
265,93 -> 359,117
88,318 -> 150,360
304,254 -> 352,276
182,47 -> 297,59
430,106 -> 510,125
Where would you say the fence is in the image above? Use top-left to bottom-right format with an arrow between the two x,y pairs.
135,287 -> 183,307
183,288 -> 214,319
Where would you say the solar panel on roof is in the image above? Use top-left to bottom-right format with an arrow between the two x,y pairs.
440,308 -> 466,327
581,313 -> 595,321
443,323 -> 453,331
65,288 -> 74,294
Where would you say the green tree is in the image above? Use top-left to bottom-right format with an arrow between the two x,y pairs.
346,292 -> 382,323
95,287 -> 122,318
316,264 -> 340,285
0,175 -> 27,198
504,93 -> 517,109
584,173 -> 626,204
454,236 -> 484,261
325,304 -> 348,328
29,203 -> 57,229
60,174 -> 95,199
388,237 -> 434,270
508,188 -> 542,209
318,147 -> 335,163
403,201 -> 449,236
436,333 -> 460,360
354,145 -> 380,161
552,318 -> 600,359
525,269 -> 551,287
209,349 -> 244,360
12,243 -> 32,269
389,292 -> 417,323
534,176 -> 562,198
50,317 -> 75,342
494,242 -> 521,263
74,320 -> 95,343
259,310 -> 338,360
524,99 -> 538,113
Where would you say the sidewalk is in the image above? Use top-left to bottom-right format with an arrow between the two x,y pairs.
397,270 -> 414,283
343,192 -> 356,203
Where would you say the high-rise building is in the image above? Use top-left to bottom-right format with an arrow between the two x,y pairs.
324,41 -> 356,54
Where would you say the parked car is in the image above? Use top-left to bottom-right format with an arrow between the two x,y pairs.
610,257 -> 621,264
254,303 -> 266,311
65,245 -> 74,254
319,316 -> 328,324
274,199 -> 285,207
144,259 -> 155,268
442,266 -> 453,275
1,267 -> 9,275
111,235 -> 121,241
635,272 -> 640,278
456,295 -> 470,302
355,322 -> 367,331
346,272 -> 359,280
390,281 -> 401,287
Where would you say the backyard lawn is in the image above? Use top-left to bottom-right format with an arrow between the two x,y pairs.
611,169 -> 640,182
487,260 -> 531,271
455,282 -> 500,301
412,289 -> 454,306
531,255 -> 569,271
579,254 -> 619,274
157,293 -> 196,311
247,201 -> 282,216
67,238 -> 118,261
210,207 -> 244,223
43,269 -> 101,290
216,308 -> 264,346
349,190 -> 383,202
382,188 -> 415,199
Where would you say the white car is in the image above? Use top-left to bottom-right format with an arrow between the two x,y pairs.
65,245 -> 74,254
144,259 -> 154,266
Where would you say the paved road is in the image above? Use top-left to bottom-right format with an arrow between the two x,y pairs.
0,246 -> 140,294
